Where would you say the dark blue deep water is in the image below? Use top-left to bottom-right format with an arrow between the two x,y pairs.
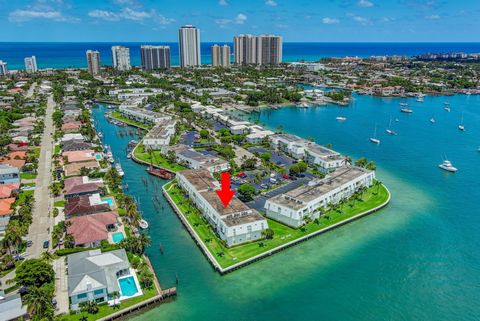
2,42 -> 480,70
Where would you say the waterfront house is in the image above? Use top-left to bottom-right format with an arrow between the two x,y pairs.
0,164 -> 20,184
67,249 -> 140,310
264,166 -> 375,227
63,150 -> 97,164
0,183 -> 20,199
61,121 -> 82,133
64,160 -> 100,177
177,169 -> 268,246
62,140 -> 93,152
64,182 -> 103,198
65,194 -> 111,218
66,212 -> 119,247
61,133 -> 85,143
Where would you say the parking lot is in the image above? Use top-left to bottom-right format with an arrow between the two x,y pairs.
248,146 -> 295,169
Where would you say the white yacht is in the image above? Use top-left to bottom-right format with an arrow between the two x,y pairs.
385,118 -> 398,135
438,160 -> 457,172
336,116 -> 347,122
115,163 -> 125,177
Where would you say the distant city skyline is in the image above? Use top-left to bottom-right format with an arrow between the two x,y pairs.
1,0 -> 480,42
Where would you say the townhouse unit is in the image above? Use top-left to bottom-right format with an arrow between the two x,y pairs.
270,134 -> 345,172
168,145 -> 230,173
177,169 -> 268,246
264,166 -> 375,227
109,88 -> 164,100
142,118 -> 177,150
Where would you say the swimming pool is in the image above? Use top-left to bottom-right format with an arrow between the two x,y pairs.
102,197 -> 114,207
112,232 -> 124,243
95,154 -> 102,160
118,276 -> 139,297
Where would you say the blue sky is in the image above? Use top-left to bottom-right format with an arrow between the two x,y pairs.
0,0 -> 479,42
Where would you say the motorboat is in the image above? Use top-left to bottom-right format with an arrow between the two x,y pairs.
139,219 -> 149,229
458,112 -> 465,131
115,163 -> 125,177
438,160 -> 457,172
400,108 -> 413,113
399,102 -> 409,106
336,116 -> 347,122
430,117 -> 436,124
127,153 -> 132,159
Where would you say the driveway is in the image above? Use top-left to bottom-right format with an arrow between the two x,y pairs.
53,258 -> 69,315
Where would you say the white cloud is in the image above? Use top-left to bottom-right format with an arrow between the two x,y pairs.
265,0 -> 277,7
275,23 -> 288,28
322,17 -> 339,24
358,0 -> 374,8
425,14 -> 440,20
347,13 -> 371,25
9,9 -> 65,22
215,13 -> 247,26
219,0 -> 228,5
88,7 -> 174,24
235,13 -> 247,24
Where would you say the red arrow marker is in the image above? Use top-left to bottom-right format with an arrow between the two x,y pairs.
216,172 -> 235,208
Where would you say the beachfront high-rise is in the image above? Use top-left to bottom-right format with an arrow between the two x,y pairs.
86,50 -> 101,75
111,46 -> 131,71
140,46 -> 171,70
211,44 -> 231,67
178,25 -> 201,68
234,34 -> 282,65
0,60 -> 9,76
24,56 -> 38,73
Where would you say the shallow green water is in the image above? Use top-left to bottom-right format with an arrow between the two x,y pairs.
92,93 -> 480,320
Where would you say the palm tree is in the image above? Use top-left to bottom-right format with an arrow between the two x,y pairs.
22,285 -> 53,318
41,251 -> 55,262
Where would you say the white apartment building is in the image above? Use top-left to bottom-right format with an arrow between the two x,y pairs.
211,44 -> 231,67
167,144 -> 230,173
119,104 -> 169,124
109,88 -> 164,100
177,169 -> 268,246
0,61 -> 8,76
24,56 -> 38,73
111,46 -> 131,71
264,166 -> 375,227
142,118 -> 177,149
178,25 -> 201,68
270,134 -> 346,172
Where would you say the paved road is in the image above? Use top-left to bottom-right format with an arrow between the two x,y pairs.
26,82 -> 36,98
26,94 -> 55,258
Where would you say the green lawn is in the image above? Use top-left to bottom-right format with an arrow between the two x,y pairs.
133,143 -> 186,172
20,172 -> 37,179
110,111 -> 153,130
54,144 -> 61,155
58,288 -> 157,321
165,180 -> 390,269
54,200 -> 66,207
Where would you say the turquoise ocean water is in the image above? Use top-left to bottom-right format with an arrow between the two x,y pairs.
92,91 -> 480,321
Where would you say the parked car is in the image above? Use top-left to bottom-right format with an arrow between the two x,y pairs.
26,240 -> 33,247
43,240 -> 49,249
237,172 -> 247,178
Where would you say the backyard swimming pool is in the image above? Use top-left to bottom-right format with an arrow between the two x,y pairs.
95,154 -> 102,160
112,232 -> 124,243
118,275 -> 140,297
102,197 -> 114,207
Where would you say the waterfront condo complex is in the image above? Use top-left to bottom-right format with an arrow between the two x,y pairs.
4,1 -> 480,320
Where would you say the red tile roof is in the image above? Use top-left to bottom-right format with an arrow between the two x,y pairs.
66,212 -> 118,245
0,183 -> 20,199
0,198 -> 16,216
65,195 -> 111,217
